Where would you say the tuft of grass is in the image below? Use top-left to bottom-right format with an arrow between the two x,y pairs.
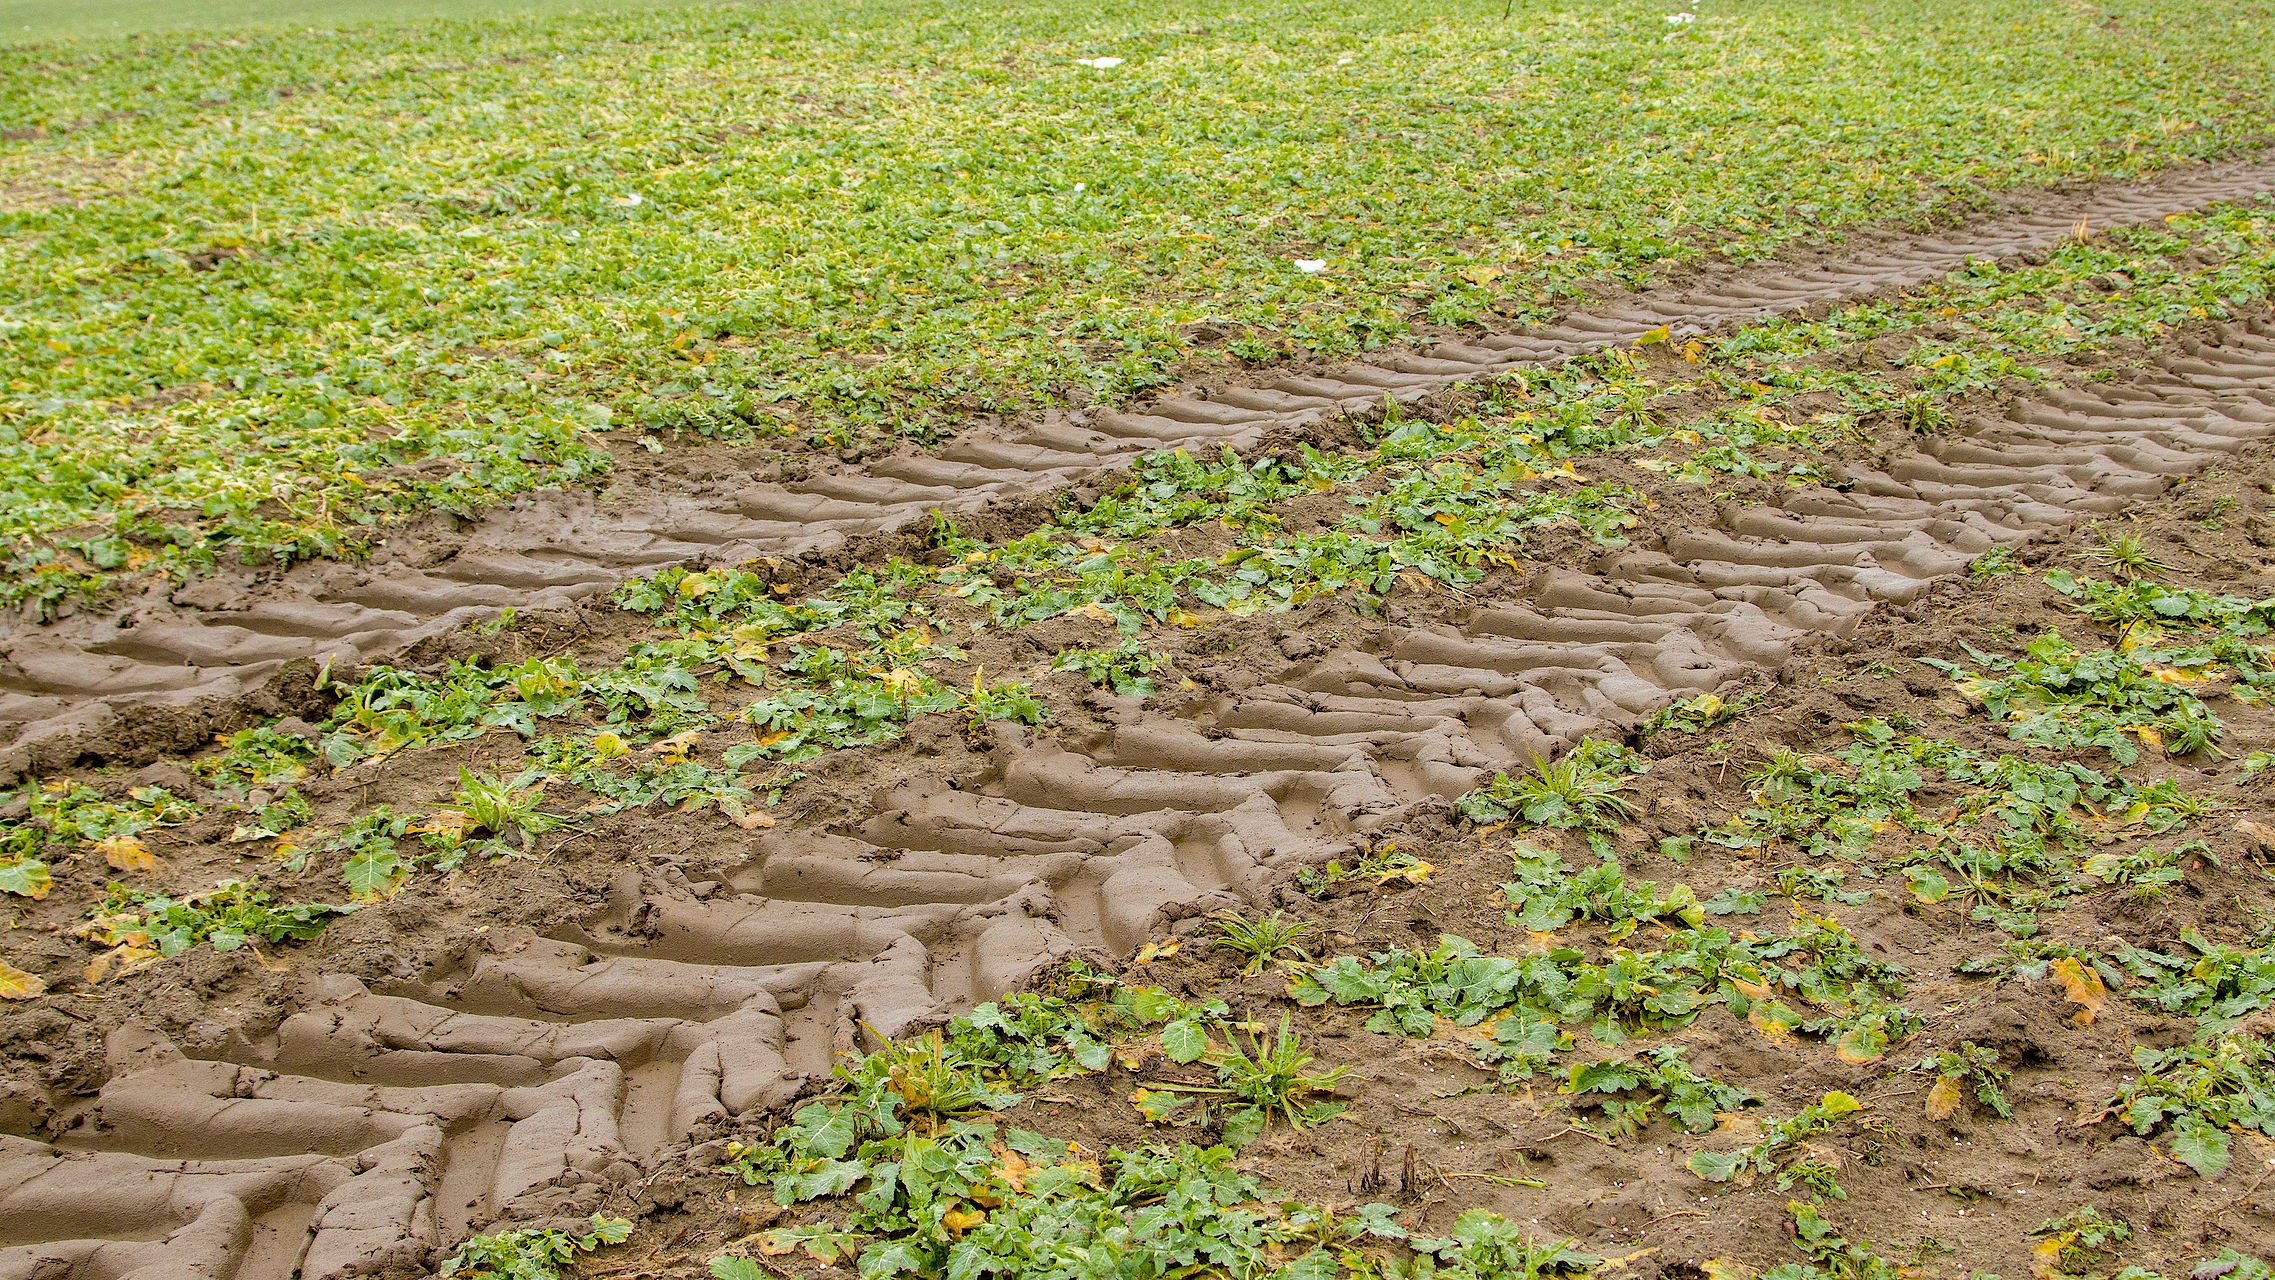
1209,909 -> 1318,974
1458,740 -> 1644,833
2081,526 -> 2174,579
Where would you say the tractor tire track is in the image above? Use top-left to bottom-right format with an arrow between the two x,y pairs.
3,295 -> 2274,1274
6,154 -> 2275,777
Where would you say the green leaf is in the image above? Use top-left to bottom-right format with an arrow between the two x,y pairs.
2171,1113 -> 2232,1177
342,846 -> 407,901
1684,1148 -> 1748,1182
710,1259 -> 770,1280
1160,1017 -> 1210,1064
0,857 -> 51,899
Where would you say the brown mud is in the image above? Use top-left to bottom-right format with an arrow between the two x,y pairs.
10,152 -> 2275,782
609,454 -> 2275,1277
6,187 -> 2275,1277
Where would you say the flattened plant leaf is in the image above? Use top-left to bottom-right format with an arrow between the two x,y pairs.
2049,956 -> 2107,1026
1159,1017 -> 1210,1064
0,857 -> 52,899
0,959 -> 46,1001
96,835 -> 160,873
1923,1074 -> 1965,1121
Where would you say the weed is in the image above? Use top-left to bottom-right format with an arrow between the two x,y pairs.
2082,527 -> 2172,580
1209,910 -> 1318,975
2030,1207 -> 2131,1280
1458,740 -> 1645,834
1140,1014 -> 1348,1142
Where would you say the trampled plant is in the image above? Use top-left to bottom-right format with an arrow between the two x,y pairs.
440,1216 -> 630,1280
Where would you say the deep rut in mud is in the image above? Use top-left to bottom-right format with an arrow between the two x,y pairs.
9,154 -> 2275,778
9,236 -> 2275,1274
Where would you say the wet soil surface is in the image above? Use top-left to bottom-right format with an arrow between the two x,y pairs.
5,168 -> 2275,1279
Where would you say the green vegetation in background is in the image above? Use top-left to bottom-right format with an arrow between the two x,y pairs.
0,0 -> 731,43
3,0 -> 2273,600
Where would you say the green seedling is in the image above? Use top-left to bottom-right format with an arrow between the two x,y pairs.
962,675 -> 1048,738
449,768 -> 558,851
440,1216 -> 630,1280
1684,1090 -> 1870,1197
1051,640 -> 1168,697
1643,690 -> 1765,736
1912,1042 -> 2014,1120
2031,1207 -> 2132,1280
1561,1045 -> 1756,1138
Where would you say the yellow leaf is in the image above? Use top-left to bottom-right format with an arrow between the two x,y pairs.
1746,1006 -> 1793,1042
2050,956 -> 2106,1026
589,731 -> 629,760
1459,264 -> 1502,287
1134,939 -> 1180,964
1071,602 -> 1119,624
411,810 -> 474,839
96,835 -> 160,873
1635,325 -> 1671,346
1923,1074 -> 1964,1121
0,959 -> 45,1000
84,945 -> 157,985
941,1207 -> 987,1235
2031,1237 -> 2067,1280
676,573 -> 715,598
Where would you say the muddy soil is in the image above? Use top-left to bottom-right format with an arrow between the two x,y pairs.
589,412 -> 2275,1280
4,175 -> 2275,1278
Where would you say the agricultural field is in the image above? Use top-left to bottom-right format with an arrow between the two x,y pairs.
5,1 -> 2275,1279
